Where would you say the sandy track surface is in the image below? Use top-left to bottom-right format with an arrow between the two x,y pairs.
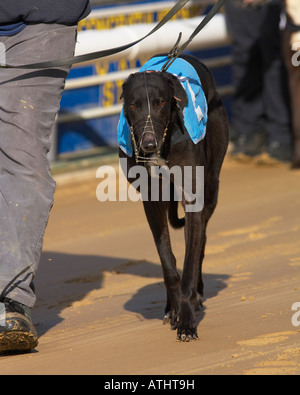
1,157 -> 300,375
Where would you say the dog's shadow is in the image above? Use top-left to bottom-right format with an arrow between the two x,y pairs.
34,251 -> 163,337
124,271 -> 229,326
35,251 -> 229,336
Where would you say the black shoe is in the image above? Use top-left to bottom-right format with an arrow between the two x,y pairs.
0,298 -> 38,353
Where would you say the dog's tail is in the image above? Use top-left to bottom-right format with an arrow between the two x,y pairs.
168,197 -> 185,229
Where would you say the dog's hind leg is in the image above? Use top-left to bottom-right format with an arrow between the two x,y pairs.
196,231 -> 206,309
142,200 -> 181,329
196,172 -> 220,306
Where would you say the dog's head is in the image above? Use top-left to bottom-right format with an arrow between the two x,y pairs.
121,71 -> 188,161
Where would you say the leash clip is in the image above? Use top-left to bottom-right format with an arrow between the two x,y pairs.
169,32 -> 182,58
161,32 -> 182,72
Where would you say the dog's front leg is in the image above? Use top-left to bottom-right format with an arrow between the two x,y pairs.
142,200 -> 181,328
177,211 -> 202,342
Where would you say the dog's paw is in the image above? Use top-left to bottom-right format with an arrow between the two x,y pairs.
163,312 -> 171,326
176,301 -> 198,342
176,326 -> 198,342
163,311 -> 179,330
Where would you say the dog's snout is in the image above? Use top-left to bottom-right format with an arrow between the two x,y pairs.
141,132 -> 158,152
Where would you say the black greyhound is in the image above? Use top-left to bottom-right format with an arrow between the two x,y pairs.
119,54 -> 229,341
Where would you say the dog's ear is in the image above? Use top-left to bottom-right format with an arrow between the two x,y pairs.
162,72 -> 188,111
119,75 -> 130,101
120,81 -> 125,100
162,72 -> 187,132
120,80 -> 128,101
120,73 -> 138,101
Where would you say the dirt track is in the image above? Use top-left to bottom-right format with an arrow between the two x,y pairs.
1,156 -> 300,375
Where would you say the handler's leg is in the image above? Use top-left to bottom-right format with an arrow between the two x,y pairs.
0,23 -> 76,351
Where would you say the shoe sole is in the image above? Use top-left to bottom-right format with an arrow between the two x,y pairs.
0,331 -> 38,353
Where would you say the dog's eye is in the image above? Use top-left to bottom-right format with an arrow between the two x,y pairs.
130,104 -> 137,110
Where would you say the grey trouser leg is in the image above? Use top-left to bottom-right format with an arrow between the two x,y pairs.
0,23 -> 77,308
